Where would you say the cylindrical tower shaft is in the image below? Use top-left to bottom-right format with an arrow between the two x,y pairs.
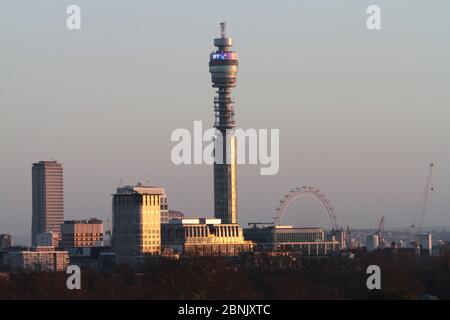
209,23 -> 238,224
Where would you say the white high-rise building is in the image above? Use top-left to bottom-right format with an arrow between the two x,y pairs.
366,234 -> 380,251
418,233 -> 432,256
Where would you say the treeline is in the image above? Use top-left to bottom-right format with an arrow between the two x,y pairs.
1,248 -> 450,299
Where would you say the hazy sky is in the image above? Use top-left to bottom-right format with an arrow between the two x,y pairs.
1,0 -> 449,242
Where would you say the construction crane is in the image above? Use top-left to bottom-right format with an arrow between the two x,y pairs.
346,225 -> 352,249
410,217 -> 417,242
375,216 -> 385,241
411,163 -> 435,240
418,163 -> 434,233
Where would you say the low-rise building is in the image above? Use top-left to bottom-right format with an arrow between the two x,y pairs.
6,247 -> 69,272
243,225 -> 340,256
0,234 -> 12,249
66,246 -> 113,271
162,218 -> 254,256
161,210 -> 184,224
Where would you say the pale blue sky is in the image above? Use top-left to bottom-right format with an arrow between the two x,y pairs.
1,1 -> 449,241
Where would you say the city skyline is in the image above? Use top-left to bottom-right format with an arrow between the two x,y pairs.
1,1 -> 450,240
1,3 -> 450,304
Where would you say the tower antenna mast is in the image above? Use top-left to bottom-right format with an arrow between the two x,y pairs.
209,23 -> 239,224
220,22 -> 226,38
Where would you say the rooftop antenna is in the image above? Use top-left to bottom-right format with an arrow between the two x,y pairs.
220,22 -> 226,38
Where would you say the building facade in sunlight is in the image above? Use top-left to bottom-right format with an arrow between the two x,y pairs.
61,219 -> 104,248
162,218 -> 254,256
112,184 -> 163,265
6,247 -> 69,272
31,161 -> 64,247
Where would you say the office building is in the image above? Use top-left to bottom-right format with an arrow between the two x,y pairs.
330,229 -> 346,250
418,233 -> 432,256
65,247 -> 113,271
61,218 -> 104,248
0,234 -> 12,249
160,193 -> 169,223
168,210 -> 184,222
36,231 -> 59,247
31,160 -> 64,246
366,234 -> 380,251
112,184 -> 163,266
162,218 -> 254,256
6,248 -> 69,272
161,210 -> 184,224
243,226 -> 340,256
